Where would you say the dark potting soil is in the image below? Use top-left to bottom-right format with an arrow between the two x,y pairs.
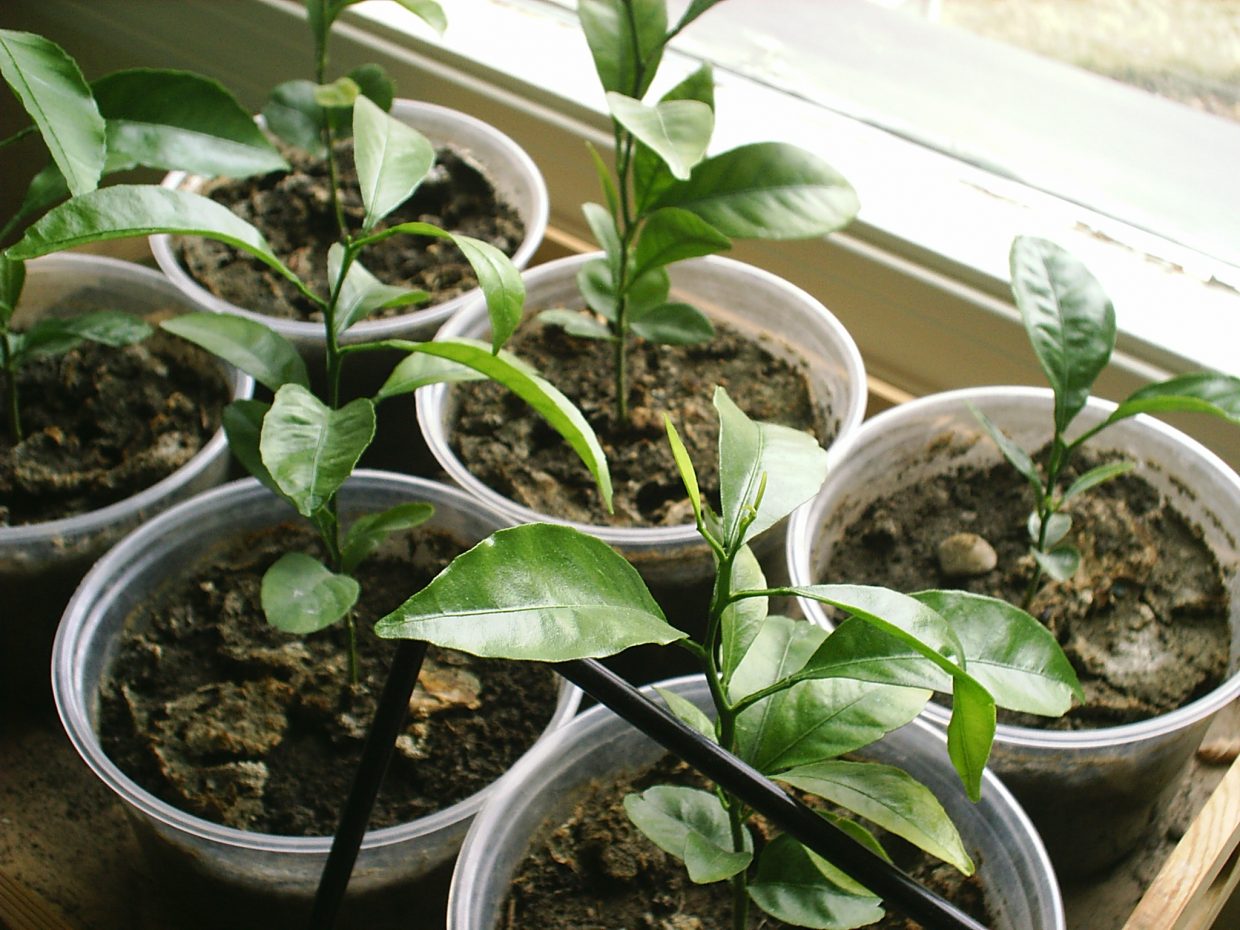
174,141 -> 524,322
450,320 -> 824,527
823,451 -> 1231,729
0,332 -> 230,526
504,756 -> 988,930
99,521 -> 560,836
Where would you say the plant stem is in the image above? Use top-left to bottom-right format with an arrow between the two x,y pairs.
1,344 -> 21,442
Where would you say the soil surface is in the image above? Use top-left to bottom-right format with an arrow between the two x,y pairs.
822,451 -> 1231,728
99,520 -> 559,835
450,319 -> 823,527
174,141 -> 524,323
0,331 -> 230,526
504,755 -> 988,930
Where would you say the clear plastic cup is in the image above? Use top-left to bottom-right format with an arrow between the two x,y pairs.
448,674 -> 1065,930
787,386 -> 1240,873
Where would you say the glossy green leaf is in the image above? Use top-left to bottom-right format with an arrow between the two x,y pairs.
352,95 -> 435,231
341,502 -> 434,574
586,141 -> 620,218
913,590 -> 1082,715
399,338 -> 612,508
799,616 -> 953,694
1032,545 -> 1080,582
374,349 -> 487,400
8,186 -> 306,297
91,69 -> 287,178
946,675 -> 995,802
664,414 -> 703,524
655,687 -> 716,742
660,62 -> 715,109
578,0 -> 667,97
0,29 -> 105,196
536,308 -> 612,341
970,404 -> 1043,497
392,0 -> 448,35
633,206 -> 730,280
578,257 -> 669,324
780,760 -> 973,873
262,552 -> 359,634
263,79 -> 326,155
583,201 -> 623,280
0,257 -> 26,326
222,399 -> 282,496
719,545 -> 768,684
1061,461 -> 1134,503
624,786 -> 751,883
15,311 -> 151,362
328,244 -> 428,336
606,93 -> 712,181
374,523 -> 684,659
314,76 -> 360,109
716,387 -> 828,546
1029,510 -> 1073,547
1108,372 -> 1240,427
1009,236 -> 1115,434
749,834 -> 884,930
260,384 -> 376,517
629,301 -> 714,345
161,312 -> 309,392
652,143 -> 858,239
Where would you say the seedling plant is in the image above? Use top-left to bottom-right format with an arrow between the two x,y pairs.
974,236 -> 1240,607
0,28 -> 286,441
9,96 -> 610,684
542,0 -> 859,422
374,387 -> 1082,930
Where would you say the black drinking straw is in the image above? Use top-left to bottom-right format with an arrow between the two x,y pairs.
309,638 -> 429,930
554,658 -> 992,930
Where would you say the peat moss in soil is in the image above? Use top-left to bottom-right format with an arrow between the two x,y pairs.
99,520 -> 560,836
504,756 -> 988,930
449,320 -> 824,527
0,331 -> 230,526
174,141 -> 524,323
823,451 -> 1231,729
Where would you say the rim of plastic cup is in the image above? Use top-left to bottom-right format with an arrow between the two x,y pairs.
52,470 -> 580,855
0,253 -> 253,547
418,251 -> 868,549
149,99 -> 549,346
788,384 -> 1240,752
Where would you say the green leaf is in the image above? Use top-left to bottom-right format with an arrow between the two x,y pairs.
222,399 -> 283,496
537,308 -> 613,341
629,301 -> 714,345
0,29 -> 105,196
946,675 -> 995,803
778,760 -> 974,874
578,0 -> 667,98
393,0 -> 448,35
1009,236 -> 1115,434
664,413 -> 703,524
161,312 -> 309,392
260,384 -> 376,517
353,95 -> 435,231
1032,545 -> 1080,582
586,141 -> 620,218
749,834 -> 884,930
719,545 -> 768,684
913,590 -> 1082,715
715,387 -> 828,546
340,502 -> 434,574
0,257 -> 26,327
374,523 -> 684,659
661,62 -> 715,109
623,786 -> 751,883
261,552 -> 359,634
578,257 -> 669,324
633,206 -> 730,281
970,404 -> 1043,497
374,350 -> 487,400
652,143 -> 858,239
799,616 -> 953,694
328,244 -> 428,336
7,186 -> 304,295
655,687 -> 716,742
401,338 -> 611,508
1108,372 -> 1240,426
263,79 -> 326,155
91,69 -> 287,178
606,93 -> 712,181
314,75 -> 360,109
1029,510 -> 1073,547
582,201 -> 623,280
1061,460 -> 1134,503
16,310 -> 151,362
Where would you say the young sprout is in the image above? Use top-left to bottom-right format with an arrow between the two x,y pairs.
975,236 -> 1240,608
541,0 -> 858,423
375,386 -> 1081,930
0,28 -> 285,441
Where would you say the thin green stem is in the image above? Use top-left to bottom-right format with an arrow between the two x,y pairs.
346,612 -> 360,685
1,344 -> 21,441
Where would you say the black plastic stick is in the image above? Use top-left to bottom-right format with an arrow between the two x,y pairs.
309,639 -> 429,930
555,658 -> 991,930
